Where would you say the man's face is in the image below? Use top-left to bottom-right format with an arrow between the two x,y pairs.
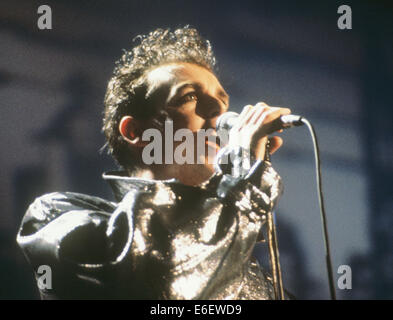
141,62 -> 229,185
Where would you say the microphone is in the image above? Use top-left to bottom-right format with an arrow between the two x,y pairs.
216,111 -> 304,132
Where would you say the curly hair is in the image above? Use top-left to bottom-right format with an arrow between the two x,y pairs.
103,27 -> 217,170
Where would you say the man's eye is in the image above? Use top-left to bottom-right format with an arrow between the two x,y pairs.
180,92 -> 198,103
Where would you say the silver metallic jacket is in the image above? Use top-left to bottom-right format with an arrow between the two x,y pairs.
17,146 -> 283,299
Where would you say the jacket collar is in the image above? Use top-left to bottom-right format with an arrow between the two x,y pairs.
102,171 -> 177,201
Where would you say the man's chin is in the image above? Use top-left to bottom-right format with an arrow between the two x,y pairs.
175,163 -> 215,186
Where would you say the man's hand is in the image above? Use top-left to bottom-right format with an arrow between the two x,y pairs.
228,102 -> 291,160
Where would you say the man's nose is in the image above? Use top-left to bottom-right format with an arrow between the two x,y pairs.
196,96 -> 226,121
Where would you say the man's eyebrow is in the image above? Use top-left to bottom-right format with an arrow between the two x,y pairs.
166,82 -> 195,104
167,82 -> 229,105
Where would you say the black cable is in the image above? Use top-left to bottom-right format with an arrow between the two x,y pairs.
301,117 -> 337,300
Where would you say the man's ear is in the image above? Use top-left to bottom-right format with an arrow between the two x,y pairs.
119,116 -> 147,147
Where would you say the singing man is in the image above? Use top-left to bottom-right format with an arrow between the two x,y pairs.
17,27 -> 291,299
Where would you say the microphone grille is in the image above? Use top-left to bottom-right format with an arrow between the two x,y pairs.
216,111 -> 239,131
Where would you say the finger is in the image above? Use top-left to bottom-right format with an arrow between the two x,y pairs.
255,101 -> 269,108
258,108 -> 291,134
254,108 -> 278,133
236,105 -> 254,127
248,105 -> 269,125
253,106 -> 285,125
240,103 -> 272,126
251,102 -> 273,124
243,104 -> 266,127
268,136 -> 283,154
264,108 -> 291,123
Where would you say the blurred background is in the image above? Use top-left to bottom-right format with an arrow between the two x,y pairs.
0,0 -> 392,299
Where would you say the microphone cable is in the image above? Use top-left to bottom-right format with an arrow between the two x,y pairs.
300,117 -> 337,300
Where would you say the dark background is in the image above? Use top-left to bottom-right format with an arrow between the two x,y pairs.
0,0 -> 392,299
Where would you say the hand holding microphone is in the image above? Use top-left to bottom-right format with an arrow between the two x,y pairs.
216,102 -> 301,160
216,103 -> 336,299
